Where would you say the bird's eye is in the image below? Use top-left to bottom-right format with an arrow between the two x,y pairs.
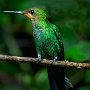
29,10 -> 34,15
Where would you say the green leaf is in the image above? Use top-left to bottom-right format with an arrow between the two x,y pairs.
77,86 -> 90,90
35,69 -> 50,90
85,70 -> 90,83
65,42 -> 90,62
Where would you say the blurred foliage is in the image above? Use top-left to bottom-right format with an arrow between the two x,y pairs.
0,0 -> 90,90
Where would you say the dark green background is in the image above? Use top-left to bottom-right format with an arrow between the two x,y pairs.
0,0 -> 90,90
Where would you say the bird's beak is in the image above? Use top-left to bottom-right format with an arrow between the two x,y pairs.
23,13 -> 34,20
3,10 -> 34,20
3,11 -> 23,14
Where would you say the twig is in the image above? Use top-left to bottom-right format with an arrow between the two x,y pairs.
0,54 -> 90,69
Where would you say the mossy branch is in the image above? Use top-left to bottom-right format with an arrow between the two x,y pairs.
0,54 -> 90,69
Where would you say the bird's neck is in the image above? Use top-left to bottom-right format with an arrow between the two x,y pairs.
31,19 -> 48,29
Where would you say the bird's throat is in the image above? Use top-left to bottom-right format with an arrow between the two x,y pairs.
32,19 -> 48,29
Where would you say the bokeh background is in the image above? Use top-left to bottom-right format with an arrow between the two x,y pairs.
0,0 -> 90,90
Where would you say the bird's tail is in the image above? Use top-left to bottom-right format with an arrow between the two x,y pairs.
47,66 -> 65,90
47,44 -> 73,90
47,67 -> 73,90
65,77 -> 73,88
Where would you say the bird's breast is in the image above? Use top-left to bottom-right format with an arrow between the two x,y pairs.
33,28 -> 61,59
33,28 -> 58,48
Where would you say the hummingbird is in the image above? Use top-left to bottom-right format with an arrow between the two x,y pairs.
3,7 -> 73,90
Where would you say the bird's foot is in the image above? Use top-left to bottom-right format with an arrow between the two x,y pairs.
51,56 -> 57,64
36,54 -> 42,63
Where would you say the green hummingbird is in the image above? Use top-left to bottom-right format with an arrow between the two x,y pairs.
3,7 -> 73,90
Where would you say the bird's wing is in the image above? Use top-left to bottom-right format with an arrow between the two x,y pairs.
52,24 -> 63,46
52,24 -> 64,60
52,25 -> 73,88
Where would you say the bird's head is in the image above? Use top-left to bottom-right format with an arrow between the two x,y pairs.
3,8 -> 47,21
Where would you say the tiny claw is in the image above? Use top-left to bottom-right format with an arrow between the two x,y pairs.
51,56 -> 57,64
36,54 -> 42,63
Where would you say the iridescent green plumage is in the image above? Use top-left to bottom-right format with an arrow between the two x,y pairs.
30,8 -> 65,90
3,7 -> 72,90
33,21 -> 63,60
24,8 -> 63,60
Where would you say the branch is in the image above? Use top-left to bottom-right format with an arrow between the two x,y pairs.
0,54 -> 90,69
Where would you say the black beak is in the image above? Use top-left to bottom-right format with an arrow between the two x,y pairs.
3,11 -> 23,14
